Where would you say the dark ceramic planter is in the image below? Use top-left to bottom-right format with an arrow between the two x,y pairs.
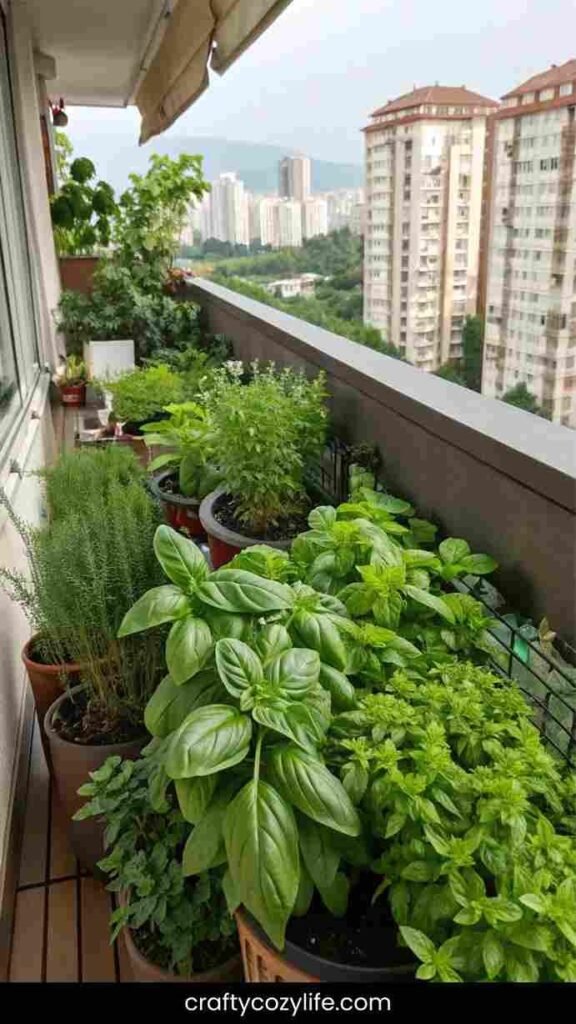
149,470 -> 205,540
45,686 -> 145,874
236,910 -> 416,984
121,920 -> 242,983
199,488 -> 292,569
59,383 -> 86,407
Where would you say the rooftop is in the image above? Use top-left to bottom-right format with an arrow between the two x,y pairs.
502,58 -> 576,98
371,84 -> 498,117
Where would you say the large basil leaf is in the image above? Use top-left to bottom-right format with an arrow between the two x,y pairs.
223,779 -> 299,950
403,585 -> 455,623
175,775 -> 217,824
215,638 -> 263,697
460,553 -> 498,576
293,864 -> 314,917
165,705 -> 252,779
117,585 -> 190,637
318,873 -> 349,917
182,803 -> 227,875
153,525 -> 208,591
319,663 -> 357,712
267,648 -> 320,697
338,583 -> 375,618
203,608 -> 251,641
144,671 -> 224,737
253,700 -> 326,752
196,570 -> 293,613
298,814 -> 340,890
439,538 -> 470,565
268,744 -> 361,836
290,610 -> 347,671
255,624 -> 293,664
308,506 -> 337,530
166,617 -> 213,685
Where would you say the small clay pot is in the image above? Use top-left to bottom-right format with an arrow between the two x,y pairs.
199,488 -> 292,569
59,383 -> 86,407
121,922 -> 242,983
149,470 -> 204,540
22,636 -> 81,762
45,686 -> 145,873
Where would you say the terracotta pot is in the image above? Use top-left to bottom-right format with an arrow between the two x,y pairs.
59,255 -> 100,295
122,923 -> 242,983
117,433 -> 150,468
199,489 -> 292,569
59,382 -> 86,407
236,910 -> 416,984
149,470 -> 205,539
45,686 -> 145,873
22,636 -> 81,761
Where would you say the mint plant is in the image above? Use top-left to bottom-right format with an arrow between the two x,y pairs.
142,402 -> 223,500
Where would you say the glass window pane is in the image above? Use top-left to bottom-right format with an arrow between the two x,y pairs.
0,256 -> 21,431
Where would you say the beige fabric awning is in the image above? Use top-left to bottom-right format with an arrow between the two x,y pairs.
136,0 -> 293,143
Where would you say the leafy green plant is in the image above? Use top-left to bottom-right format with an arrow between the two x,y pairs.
40,445 -> 144,523
142,402 -> 222,499
329,661 -> 576,982
205,362 -> 328,534
75,754 -> 237,975
106,365 -> 186,425
59,354 -> 89,386
51,156 -> 117,255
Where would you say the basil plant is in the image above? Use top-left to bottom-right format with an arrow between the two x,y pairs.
118,525 -> 362,948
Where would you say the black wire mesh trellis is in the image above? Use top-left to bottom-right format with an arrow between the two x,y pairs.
307,438 -> 576,770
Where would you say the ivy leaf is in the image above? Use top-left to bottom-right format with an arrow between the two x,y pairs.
215,638 -> 263,697
166,617 -> 213,685
223,780 -> 299,950
117,585 -> 190,637
165,705 -> 252,779
153,525 -> 208,590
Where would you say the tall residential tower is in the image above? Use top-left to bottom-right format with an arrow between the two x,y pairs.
278,154 -> 311,201
363,86 -> 497,369
482,60 -> 576,427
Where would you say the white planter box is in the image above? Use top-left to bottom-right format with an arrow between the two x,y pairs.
83,339 -> 135,381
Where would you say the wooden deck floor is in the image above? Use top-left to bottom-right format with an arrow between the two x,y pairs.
8,720 -> 132,982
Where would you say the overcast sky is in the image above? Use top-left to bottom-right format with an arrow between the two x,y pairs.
68,0 -> 575,164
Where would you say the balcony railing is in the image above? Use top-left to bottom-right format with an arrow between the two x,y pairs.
187,278 -> 576,646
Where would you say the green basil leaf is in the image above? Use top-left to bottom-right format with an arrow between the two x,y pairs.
117,585 -> 190,637
400,926 -> 436,963
182,804 -> 226,876
148,761 -> 170,813
196,570 -> 293,613
215,638 -> 264,697
166,617 -> 213,685
403,585 -> 455,623
144,671 -> 224,738
298,815 -> 340,890
223,780 -> 299,950
267,648 -> 320,696
460,553 -> 498,576
203,608 -> 251,641
253,700 -> 326,752
290,610 -> 347,671
318,664 -> 357,712
292,864 -> 314,917
318,872 -> 349,917
255,624 -> 293,664
438,538 -> 470,565
338,582 -> 375,618
482,931 -> 504,979
153,525 -> 208,590
268,744 -> 361,836
308,506 -> 337,530
175,776 -> 217,824
222,870 -> 241,915
342,763 -> 369,804
165,705 -> 252,779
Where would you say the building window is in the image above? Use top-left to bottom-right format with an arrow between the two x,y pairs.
0,13 -> 41,457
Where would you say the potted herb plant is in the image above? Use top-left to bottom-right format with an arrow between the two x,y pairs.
56,354 -> 90,407
116,526 -> 418,981
76,755 -> 241,982
199,362 -> 328,568
143,402 -> 222,538
105,365 -> 186,465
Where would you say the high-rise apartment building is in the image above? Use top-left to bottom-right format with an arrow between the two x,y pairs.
249,197 -> 303,248
482,60 -> 576,427
279,154 -> 311,201
209,172 -> 249,246
302,196 -> 328,239
278,199 -> 303,247
363,86 -> 497,368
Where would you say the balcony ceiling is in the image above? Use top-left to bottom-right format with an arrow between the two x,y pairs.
26,0 -> 167,107
25,0 -> 294,141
